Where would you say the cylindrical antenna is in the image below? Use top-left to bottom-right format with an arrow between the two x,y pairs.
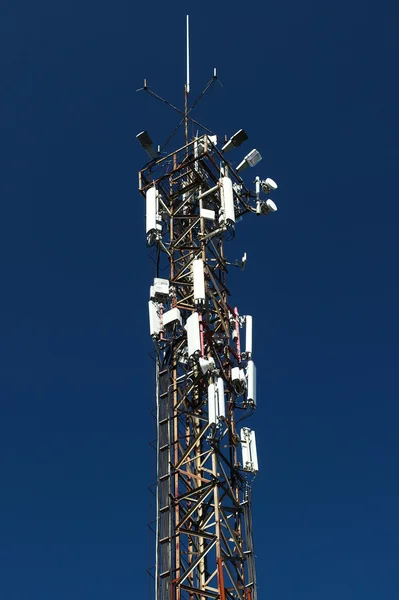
186,15 -> 190,94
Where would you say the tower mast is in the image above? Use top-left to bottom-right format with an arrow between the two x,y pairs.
137,19 -> 279,600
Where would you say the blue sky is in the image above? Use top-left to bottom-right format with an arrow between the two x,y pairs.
1,0 -> 398,598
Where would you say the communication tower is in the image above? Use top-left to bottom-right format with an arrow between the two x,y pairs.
137,16 -> 279,600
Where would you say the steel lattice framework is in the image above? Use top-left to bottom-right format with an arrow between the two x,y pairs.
138,125 -> 276,600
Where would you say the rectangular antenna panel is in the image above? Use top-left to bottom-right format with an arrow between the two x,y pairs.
163,308 -> 182,330
153,277 -> 169,298
185,312 -> 201,358
199,357 -> 214,375
246,315 -> 253,356
231,366 -> 240,382
247,360 -> 256,405
217,377 -> 225,419
148,300 -> 161,337
146,187 -> 158,234
220,176 -> 235,225
208,382 -> 216,425
231,366 -> 247,393
250,430 -> 259,472
193,259 -> 205,304
200,208 -> 215,221
231,366 -> 246,384
240,427 -> 251,471
240,427 -> 258,473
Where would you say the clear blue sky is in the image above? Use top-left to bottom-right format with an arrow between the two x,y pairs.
1,1 -> 398,598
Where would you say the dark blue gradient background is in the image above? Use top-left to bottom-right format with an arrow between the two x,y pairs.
1,1 -> 398,598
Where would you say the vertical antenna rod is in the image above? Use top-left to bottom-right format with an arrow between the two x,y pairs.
186,15 -> 190,94
184,15 -> 190,146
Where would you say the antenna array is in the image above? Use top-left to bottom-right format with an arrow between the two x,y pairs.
137,17 -> 279,600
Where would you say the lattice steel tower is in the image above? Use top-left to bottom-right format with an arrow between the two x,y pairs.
137,16 -> 279,600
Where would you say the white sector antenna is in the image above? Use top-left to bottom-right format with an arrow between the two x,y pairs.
163,308 -> 182,329
250,430 -> 259,472
240,427 -> 259,473
193,259 -> 205,304
219,176 -> 235,225
146,187 -> 158,236
217,377 -> 225,419
148,300 -> 161,337
208,382 -> 216,425
185,312 -> 201,358
245,315 -> 253,356
247,360 -> 256,405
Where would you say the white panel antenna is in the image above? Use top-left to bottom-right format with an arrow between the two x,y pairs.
240,427 -> 259,473
250,430 -> 259,472
148,300 -> 161,337
208,382 -> 216,425
217,377 -> 225,419
153,277 -> 170,300
163,308 -> 182,330
247,360 -> 256,406
219,176 -> 235,226
146,187 -> 158,236
245,315 -> 253,357
200,208 -> 216,221
185,312 -> 201,358
208,378 -> 225,425
240,427 -> 251,470
231,366 -> 247,395
193,259 -> 206,305
199,356 -> 215,375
